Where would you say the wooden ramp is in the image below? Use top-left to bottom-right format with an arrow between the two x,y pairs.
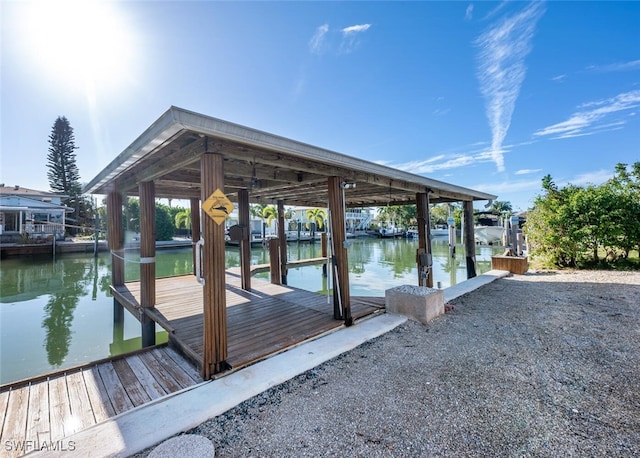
112,273 -> 384,374
0,346 -> 201,458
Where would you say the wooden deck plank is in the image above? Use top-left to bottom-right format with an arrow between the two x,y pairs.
48,375 -> 70,441
65,371 -> 96,434
26,379 -> 50,445
2,385 -> 29,455
162,347 -> 202,383
97,362 -> 134,415
148,275 -> 380,373
111,359 -> 151,407
137,351 -> 184,393
0,389 -> 10,444
108,273 -> 381,377
125,355 -> 168,400
82,366 -> 115,423
148,348 -> 198,389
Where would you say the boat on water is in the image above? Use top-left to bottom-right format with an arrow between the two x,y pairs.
377,225 -> 405,238
404,224 -> 451,238
430,225 -> 449,237
474,225 -> 504,245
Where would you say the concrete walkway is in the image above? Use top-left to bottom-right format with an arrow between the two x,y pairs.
32,270 -> 510,458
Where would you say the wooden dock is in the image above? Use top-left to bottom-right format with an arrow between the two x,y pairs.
112,273 -> 384,373
0,346 -> 201,457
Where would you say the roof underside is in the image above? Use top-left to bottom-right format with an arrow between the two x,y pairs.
84,107 -> 497,207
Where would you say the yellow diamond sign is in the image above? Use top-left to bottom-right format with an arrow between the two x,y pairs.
202,189 -> 234,225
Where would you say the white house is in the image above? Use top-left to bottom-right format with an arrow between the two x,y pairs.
0,185 -> 72,239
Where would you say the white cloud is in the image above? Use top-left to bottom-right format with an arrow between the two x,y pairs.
339,23 -> 371,54
391,148 -> 496,175
341,24 -> 371,35
515,168 -> 542,175
534,89 -> 640,139
309,24 -> 329,54
465,4 -> 474,21
563,169 -> 613,187
474,2 -> 545,172
473,178 -> 542,195
551,74 -> 566,82
587,59 -> 640,73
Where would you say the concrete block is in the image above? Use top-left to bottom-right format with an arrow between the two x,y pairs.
385,285 -> 444,324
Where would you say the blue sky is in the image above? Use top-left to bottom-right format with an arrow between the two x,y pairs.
2,0 -> 639,211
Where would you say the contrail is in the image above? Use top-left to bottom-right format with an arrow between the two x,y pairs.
475,2 -> 545,172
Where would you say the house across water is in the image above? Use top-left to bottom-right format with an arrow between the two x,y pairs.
0,185 -> 71,242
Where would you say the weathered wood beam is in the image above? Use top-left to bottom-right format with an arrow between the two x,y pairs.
119,136 -> 206,191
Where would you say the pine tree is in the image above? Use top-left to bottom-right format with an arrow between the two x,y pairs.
47,116 -> 94,235
47,116 -> 81,196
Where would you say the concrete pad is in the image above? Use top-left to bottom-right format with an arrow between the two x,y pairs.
444,269 -> 510,302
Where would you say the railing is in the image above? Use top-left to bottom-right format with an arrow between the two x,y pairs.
24,223 -> 64,235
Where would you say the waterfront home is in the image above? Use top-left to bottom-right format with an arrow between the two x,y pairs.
0,185 -> 72,242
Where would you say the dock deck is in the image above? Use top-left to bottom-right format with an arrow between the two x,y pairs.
0,346 -> 201,457
112,273 -> 384,372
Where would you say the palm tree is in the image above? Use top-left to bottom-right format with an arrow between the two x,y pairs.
174,208 -> 192,237
305,208 -> 326,237
262,205 -> 278,231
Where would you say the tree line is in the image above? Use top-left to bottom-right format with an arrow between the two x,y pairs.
524,163 -> 640,268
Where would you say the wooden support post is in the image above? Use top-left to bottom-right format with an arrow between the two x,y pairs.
106,191 -> 124,287
238,189 -> 251,290
328,177 -> 352,325
269,239 -> 281,285
416,192 -> 434,287
139,182 -> 156,308
190,197 -> 201,275
321,232 -> 328,277
277,200 -> 287,285
201,152 -> 228,378
463,200 -> 477,279
113,299 -> 124,345
139,181 -> 156,347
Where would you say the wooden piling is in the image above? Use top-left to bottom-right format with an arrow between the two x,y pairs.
139,181 -> 156,347
106,191 -> 124,287
238,189 -> 251,291
200,152 -> 228,378
277,200 -> 287,285
190,197 -> 201,276
463,200 -> 477,279
269,238 -> 281,285
328,177 -> 352,325
416,192 -> 434,287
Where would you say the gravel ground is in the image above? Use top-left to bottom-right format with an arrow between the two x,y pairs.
135,270 -> 640,457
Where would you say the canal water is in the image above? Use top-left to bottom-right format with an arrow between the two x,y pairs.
0,237 -> 502,384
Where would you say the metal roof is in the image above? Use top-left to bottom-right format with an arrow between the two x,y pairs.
83,106 -> 497,207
